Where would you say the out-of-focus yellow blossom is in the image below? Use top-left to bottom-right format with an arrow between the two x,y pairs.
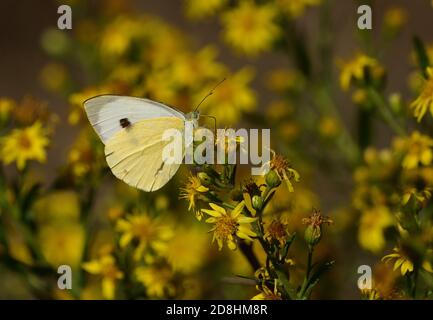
38,223 -> 85,268
107,205 -> 125,221
401,168 -> 433,205
267,69 -> 306,93
180,174 -> 209,220
338,54 -> 384,91
394,131 -> 433,169
142,21 -> 187,69
352,89 -> 368,105
162,226 -> 208,274
135,264 -> 175,298
39,63 -> 69,93
382,247 -> 433,276
155,195 -> 170,211
266,101 -> 294,121
383,7 -> 408,32
0,121 -> 49,170
411,67 -> 433,122
267,151 -> 300,192
221,1 -> 280,56
67,129 -> 105,179
203,201 -> 257,250
13,96 -> 53,126
0,97 -> 15,122
80,283 -> 104,300
171,46 -> 225,88
99,17 -> 142,60
116,212 -> 173,260
4,219 -> 33,265
108,63 -> 142,84
82,252 -> 124,300
318,116 -> 340,138
358,206 -> 394,253
33,191 -> 80,223
276,0 -> 322,18
142,69 -> 179,105
194,68 -> 256,125
185,0 -> 228,19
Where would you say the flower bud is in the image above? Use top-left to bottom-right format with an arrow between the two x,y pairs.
252,195 -> 263,211
265,170 -> 281,188
304,225 -> 321,248
198,172 -> 212,186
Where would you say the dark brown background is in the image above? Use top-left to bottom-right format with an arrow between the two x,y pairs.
0,0 -> 432,299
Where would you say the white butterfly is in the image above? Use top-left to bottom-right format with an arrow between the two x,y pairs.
84,95 -> 199,192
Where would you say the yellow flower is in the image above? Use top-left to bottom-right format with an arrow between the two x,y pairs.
410,68 -> 433,122
222,1 -> 280,56
38,222 -> 85,268
116,212 -> 173,260
318,116 -> 340,138
162,226 -> 208,274
82,253 -> 124,300
4,218 -> 34,265
383,7 -> 408,32
33,191 -> 80,223
12,96 -> 53,126
203,201 -> 257,250
135,264 -> 175,298
266,70 -> 306,94
193,68 -> 256,125
0,121 -> 49,170
39,63 -> 69,93
383,248 -> 433,276
0,97 -> 15,122
185,0 -> 228,19
180,174 -> 209,220
276,0 -> 321,18
67,128 -> 105,178
382,249 -> 413,276
252,282 -> 282,300
338,54 -> 384,91
401,168 -> 433,205
395,131 -> 433,169
358,206 -> 394,253
266,101 -> 294,121
171,46 -> 225,88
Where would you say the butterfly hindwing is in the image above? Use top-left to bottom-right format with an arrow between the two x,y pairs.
104,117 -> 185,191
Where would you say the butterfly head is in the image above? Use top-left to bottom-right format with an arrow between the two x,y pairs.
186,111 -> 200,128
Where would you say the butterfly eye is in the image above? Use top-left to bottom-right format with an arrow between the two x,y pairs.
120,118 -> 131,128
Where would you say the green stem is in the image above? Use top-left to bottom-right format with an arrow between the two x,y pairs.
367,88 -> 406,137
412,268 -> 419,299
306,247 -> 314,279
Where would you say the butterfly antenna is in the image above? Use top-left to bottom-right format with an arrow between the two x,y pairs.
194,78 -> 226,112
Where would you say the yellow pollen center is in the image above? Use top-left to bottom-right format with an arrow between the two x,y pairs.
215,215 -> 237,238
18,133 -> 32,149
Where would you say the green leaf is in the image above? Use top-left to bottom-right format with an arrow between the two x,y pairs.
413,36 -> 431,79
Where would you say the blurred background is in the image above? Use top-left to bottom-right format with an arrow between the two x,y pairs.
1,0 -> 433,299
